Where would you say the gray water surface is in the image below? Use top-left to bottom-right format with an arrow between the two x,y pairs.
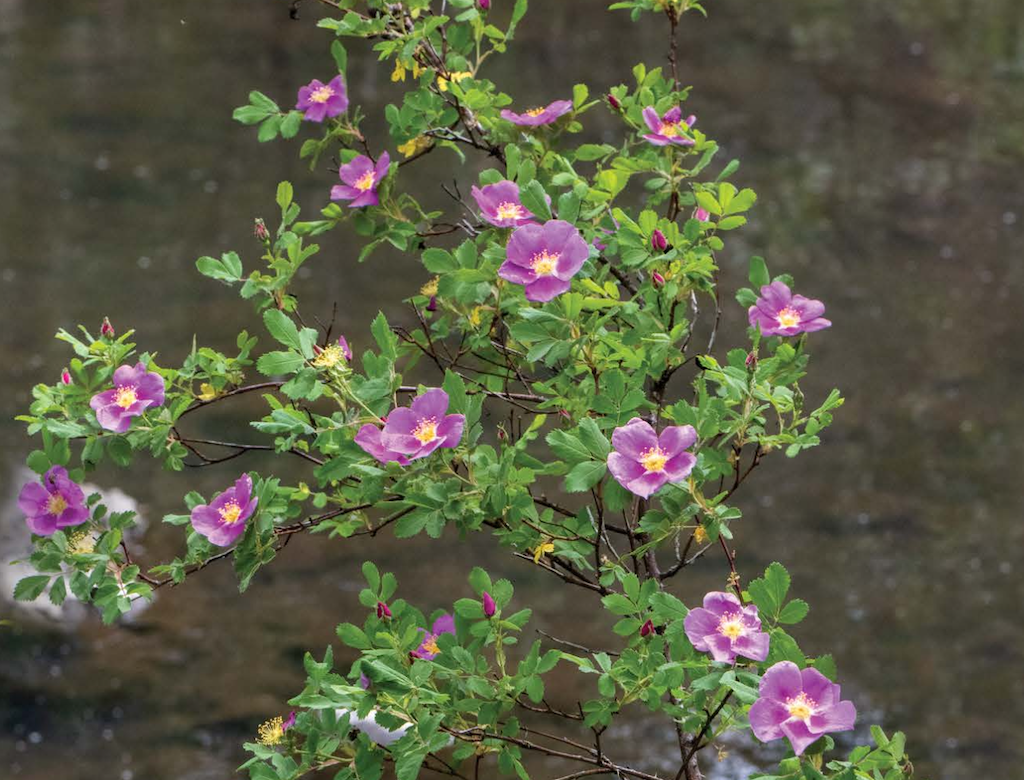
1,1 -> 1023,778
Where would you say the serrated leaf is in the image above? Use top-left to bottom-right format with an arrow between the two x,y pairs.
564,461 -> 606,492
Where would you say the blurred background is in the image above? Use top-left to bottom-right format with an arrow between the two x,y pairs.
1,1 -> 1022,778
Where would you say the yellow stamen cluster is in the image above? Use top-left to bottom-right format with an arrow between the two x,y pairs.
67,527 -> 96,556
219,501 -> 243,525
786,693 -> 815,721
495,202 -> 525,221
437,71 -> 471,92
640,447 -> 668,473
693,525 -> 709,544
309,84 -> 334,103
354,171 -> 376,192
531,250 -> 560,276
717,613 -> 745,640
46,494 -> 68,516
776,307 -> 801,329
525,107 -> 546,117
421,634 -> 441,656
420,277 -> 439,297
114,385 -> 138,409
398,136 -> 433,158
257,717 -> 286,746
412,418 -> 439,445
659,122 -> 680,137
312,344 -> 348,369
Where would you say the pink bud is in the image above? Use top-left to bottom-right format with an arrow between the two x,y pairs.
426,296 -> 437,312
482,591 -> 496,618
359,672 -> 371,689
376,601 -> 392,619
60,369 -> 72,386
652,272 -> 666,288
606,94 -> 621,111
337,335 -> 352,361
558,409 -> 571,419
694,208 -> 710,222
685,114 -> 697,128
651,229 -> 668,252
254,217 -> 270,242
745,351 -> 758,370
100,317 -> 115,338
478,0 -> 490,9
640,619 -> 655,637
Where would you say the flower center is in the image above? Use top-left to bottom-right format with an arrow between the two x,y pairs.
660,122 -> 679,137
525,107 -> 546,117
219,501 -> 243,524
46,494 -> 68,516
312,344 -> 347,369
354,170 -> 376,191
531,250 -> 560,276
422,633 -> 441,655
640,446 -> 668,473
786,693 -> 816,721
114,385 -> 138,409
413,417 -> 439,445
776,307 -> 801,329
495,201 -> 525,221
309,85 -> 334,104
717,612 -> 745,640
257,717 -> 285,746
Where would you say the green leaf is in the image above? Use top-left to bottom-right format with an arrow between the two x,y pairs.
276,181 -> 294,212
335,622 -> 372,649
256,351 -> 305,376
545,429 -> 590,463
778,598 -> 809,624
748,256 -> 770,289
577,417 -> 610,458
564,461 -> 606,492
14,575 -> 50,601
520,180 -> 552,222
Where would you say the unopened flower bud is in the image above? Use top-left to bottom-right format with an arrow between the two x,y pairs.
60,369 -> 72,386
482,591 -> 496,618
478,0 -> 490,9
100,317 -> 115,338
745,351 -> 758,370
426,296 -> 438,312
640,619 -> 655,637
651,229 -> 668,252
652,271 -> 666,288
606,93 -> 621,111
695,208 -> 710,222
376,601 -> 392,619
359,672 -> 371,689
254,217 -> 270,242
685,114 -> 697,128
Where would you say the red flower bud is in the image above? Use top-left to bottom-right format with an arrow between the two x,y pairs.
606,94 -> 621,111
745,351 -> 758,370
254,217 -> 270,242
426,295 -> 438,312
60,369 -> 72,386
376,601 -> 392,619
640,619 -> 655,637
694,207 -> 710,222
482,591 -> 496,618
478,0 -> 491,9
652,272 -> 666,288
100,317 -> 115,338
651,229 -> 668,252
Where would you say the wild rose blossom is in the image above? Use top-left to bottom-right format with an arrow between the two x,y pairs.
501,100 -> 573,127
331,152 -> 390,208
190,474 -> 258,547
471,180 -> 540,228
748,281 -> 831,337
296,75 -> 348,122
642,107 -> 696,147
749,661 -> 857,756
498,219 -> 589,302
683,591 -> 769,663
607,417 -> 697,499
355,389 -> 465,464
18,466 -> 88,536
412,614 -> 455,660
90,362 -> 165,433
